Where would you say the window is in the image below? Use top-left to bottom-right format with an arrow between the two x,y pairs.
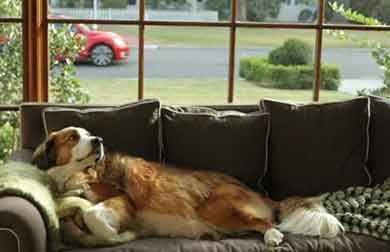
1,0 -> 390,104
0,0 -> 23,163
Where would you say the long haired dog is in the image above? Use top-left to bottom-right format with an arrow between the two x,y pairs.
33,127 -> 343,247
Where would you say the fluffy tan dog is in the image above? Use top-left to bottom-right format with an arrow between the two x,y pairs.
32,127 -> 343,247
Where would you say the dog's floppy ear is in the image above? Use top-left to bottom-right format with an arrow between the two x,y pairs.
32,133 -> 57,170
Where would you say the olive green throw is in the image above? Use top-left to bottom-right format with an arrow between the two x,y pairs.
322,178 -> 390,240
0,161 -> 64,251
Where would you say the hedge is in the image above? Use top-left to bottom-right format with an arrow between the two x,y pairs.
239,57 -> 341,90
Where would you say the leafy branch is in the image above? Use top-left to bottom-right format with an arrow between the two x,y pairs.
328,1 -> 390,97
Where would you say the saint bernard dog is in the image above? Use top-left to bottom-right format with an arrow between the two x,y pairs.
32,126 -> 344,247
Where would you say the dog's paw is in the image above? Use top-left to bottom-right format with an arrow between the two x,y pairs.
264,228 -> 284,247
78,154 -> 99,168
61,189 -> 84,197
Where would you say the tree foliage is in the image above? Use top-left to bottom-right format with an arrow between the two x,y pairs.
348,0 -> 390,24
246,0 -> 282,21
101,0 -> 128,9
0,0 -> 90,163
147,0 -> 190,10
58,0 -> 93,8
205,0 -> 282,21
329,2 -> 390,97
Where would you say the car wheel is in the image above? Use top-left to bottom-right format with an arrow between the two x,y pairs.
90,44 -> 114,66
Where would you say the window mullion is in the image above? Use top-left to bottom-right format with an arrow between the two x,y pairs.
138,0 -> 145,100
313,0 -> 326,102
228,0 -> 237,103
22,0 -> 48,102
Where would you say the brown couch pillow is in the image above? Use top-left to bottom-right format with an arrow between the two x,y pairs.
43,99 -> 161,161
368,96 -> 390,185
161,106 -> 270,191
260,97 -> 371,200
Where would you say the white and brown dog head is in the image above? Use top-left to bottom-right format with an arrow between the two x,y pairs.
32,126 -> 104,170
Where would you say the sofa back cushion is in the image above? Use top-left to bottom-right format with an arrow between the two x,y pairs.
260,97 -> 371,200
43,100 -> 161,161
368,96 -> 390,185
161,106 -> 270,190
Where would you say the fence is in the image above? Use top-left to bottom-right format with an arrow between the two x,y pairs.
51,8 -> 219,21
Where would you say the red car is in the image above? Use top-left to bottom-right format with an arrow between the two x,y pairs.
71,23 -> 130,66
0,24 -> 130,66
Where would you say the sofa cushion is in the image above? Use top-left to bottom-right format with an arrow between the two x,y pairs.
161,106 -> 269,190
260,98 -> 371,200
368,96 -> 390,185
63,234 -> 390,252
43,99 -> 161,161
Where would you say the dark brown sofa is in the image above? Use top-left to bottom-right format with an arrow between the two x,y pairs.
2,98 -> 390,252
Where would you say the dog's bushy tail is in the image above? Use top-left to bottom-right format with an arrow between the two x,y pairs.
277,197 -> 344,238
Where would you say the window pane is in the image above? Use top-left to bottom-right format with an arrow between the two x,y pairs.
322,30 -> 389,101
48,24 -> 138,104
0,23 -> 23,105
49,0 -> 139,20
145,0 -> 230,21
237,0 -> 318,23
326,0 -> 390,24
235,28 -> 345,104
144,26 -> 229,104
0,0 -> 22,18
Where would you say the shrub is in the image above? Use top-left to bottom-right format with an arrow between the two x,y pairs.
101,0 -> 128,9
298,9 -> 315,22
239,57 -> 341,90
268,39 -> 313,66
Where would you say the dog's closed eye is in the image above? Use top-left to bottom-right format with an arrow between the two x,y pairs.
68,133 -> 79,142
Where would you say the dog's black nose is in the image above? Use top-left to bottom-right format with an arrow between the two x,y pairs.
92,137 -> 103,147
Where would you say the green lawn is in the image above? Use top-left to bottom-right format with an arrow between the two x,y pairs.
80,78 -> 353,105
100,25 -> 390,48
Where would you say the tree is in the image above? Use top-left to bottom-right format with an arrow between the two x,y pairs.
0,0 -> 90,163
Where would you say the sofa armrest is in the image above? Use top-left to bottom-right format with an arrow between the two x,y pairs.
0,196 -> 47,252
0,161 -> 61,252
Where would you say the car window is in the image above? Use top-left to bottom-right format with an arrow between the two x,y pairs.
77,24 -> 91,32
70,25 -> 78,33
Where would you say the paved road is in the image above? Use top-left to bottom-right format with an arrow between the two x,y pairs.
76,47 -> 383,80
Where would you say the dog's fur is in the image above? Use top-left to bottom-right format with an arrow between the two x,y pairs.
33,127 -> 344,247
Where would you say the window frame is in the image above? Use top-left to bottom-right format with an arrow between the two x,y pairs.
1,0 -> 390,108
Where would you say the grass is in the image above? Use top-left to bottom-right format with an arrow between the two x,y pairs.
80,78 -> 353,105
99,25 -> 390,48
